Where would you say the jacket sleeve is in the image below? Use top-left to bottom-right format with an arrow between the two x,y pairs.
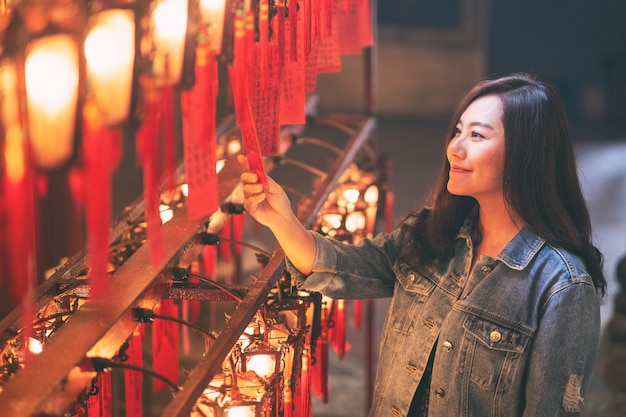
287,225 -> 408,299
522,281 -> 601,416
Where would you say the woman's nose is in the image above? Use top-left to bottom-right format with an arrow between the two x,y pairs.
447,135 -> 465,158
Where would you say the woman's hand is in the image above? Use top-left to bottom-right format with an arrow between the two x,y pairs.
238,154 -> 316,275
238,155 -> 295,229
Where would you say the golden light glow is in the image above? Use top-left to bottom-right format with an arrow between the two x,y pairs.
246,353 -> 276,380
227,404 -> 256,417
341,188 -> 360,204
85,10 -> 135,126
153,0 -> 188,85
25,34 -> 78,169
364,185 -> 378,205
28,337 -> 43,354
345,211 -> 365,233
322,213 -> 342,230
4,126 -> 25,181
199,0 -> 226,53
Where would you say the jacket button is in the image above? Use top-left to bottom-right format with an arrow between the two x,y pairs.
490,330 -> 502,342
408,272 -> 417,283
434,388 -> 445,398
442,341 -> 453,351
480,265 -> 492,274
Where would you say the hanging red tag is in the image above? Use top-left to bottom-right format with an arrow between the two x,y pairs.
316,0 -> 342,74
339,0 -> 360,55
125,327 -> 144,417
279,19 -> 306,125
202,244 -> 217,278
152,299 -> 179,392
357,0 -> 373,48
83,102 -> 122,298
159,85 -> 176,192
230,12 -> 268,187
288,0 -> 298,60
245,10 -> 256,95
181,49 -> 219,220
3,126 -> 37,360
99,371 -> 113,417
136,95 -> 166,266
253,43 -> 281,154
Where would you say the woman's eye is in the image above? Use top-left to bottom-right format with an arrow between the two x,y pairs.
452,127 -> 461,136
471,131 -> 484,138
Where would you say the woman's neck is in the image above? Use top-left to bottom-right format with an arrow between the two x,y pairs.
475,200 -> 525,257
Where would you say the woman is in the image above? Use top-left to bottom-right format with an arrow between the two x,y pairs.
239,73 -> 606,416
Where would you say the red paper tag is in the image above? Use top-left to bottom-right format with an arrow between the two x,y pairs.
124,328 -> 144,417
357,0 -> 373,48
136,99 -> 166,266
339,1 -> 360,55
280,19 -> 306,125
315,0 -> 342,74
152,299 -> 179,392
253,43 -> 281,154
181,52 -> 219,220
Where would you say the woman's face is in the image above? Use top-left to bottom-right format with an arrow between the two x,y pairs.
446,94 -> 506,203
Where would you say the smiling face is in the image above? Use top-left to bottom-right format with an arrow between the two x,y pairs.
446,94 -> 506,204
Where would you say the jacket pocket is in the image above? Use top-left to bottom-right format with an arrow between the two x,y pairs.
385,262 -> 437,334
461,314 -> 532,391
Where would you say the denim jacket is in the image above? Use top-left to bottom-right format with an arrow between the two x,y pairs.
289,218 -> 601,417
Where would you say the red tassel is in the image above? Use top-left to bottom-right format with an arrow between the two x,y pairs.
311,301 -> 329,402
283,379 -> 294,417
330,299 -> 346,359
82,102 -> 122,298
298,348 -> 312,417
385,190 -> 394,233
202,244 -> 217,278
219,218 -> 232,264
124,327 -> 144,417
3,125 -> 37,362
353,299 -> 362,330
152,299 -> 179,392
136,95 -> 166,266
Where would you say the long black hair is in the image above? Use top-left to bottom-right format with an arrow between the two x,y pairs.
398,73 -> 606,296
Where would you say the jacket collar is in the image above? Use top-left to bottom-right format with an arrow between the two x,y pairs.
457,217 -> 545,271
496,226 -> 546,270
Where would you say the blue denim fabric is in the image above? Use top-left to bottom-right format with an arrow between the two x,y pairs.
289,220 -> 601,417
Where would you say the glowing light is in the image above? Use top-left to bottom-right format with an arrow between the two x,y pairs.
345,211 -> 365,233
28,338 -> 43,354
4,126 -> 25,181
227,404 -> 256,417
246,353 -> 276,380
25,34 -> 78,168
160,206 -> 174,224
227,139 -> 241,155
322,213 -> 342,230
216,159 -> 226,173
199,0 -> 226,53
181,183 -> 189,197
152,0 -> 188,85
85,10 -> 135,126
364,185 -> 379,205
342,188 -> 360,204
